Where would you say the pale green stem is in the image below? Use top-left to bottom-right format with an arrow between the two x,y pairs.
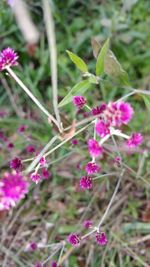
42,0 -> 62,132
6,66 -> 60,130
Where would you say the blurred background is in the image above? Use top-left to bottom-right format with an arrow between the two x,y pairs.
0,0 -> 150,266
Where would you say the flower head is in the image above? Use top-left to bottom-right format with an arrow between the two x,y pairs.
51,261 -> 57,267
67,233 -> 80,247
30,172 -> 41,184
95,232 -> 108,246
73,95 -> 86,109
7,142 -> 14,149
34,262 -> 42,267
18,125 -> 27,133
127,133 -> 143,148
82,219 -> 93,229
26,145 -> 35,153
71,139 -> 79,145
29,242 -> 37,251
0,172 -> 28,210
10,157 -> 22,171
92,103 -> 107,116
39,156 -> 46,166
95,120 -> 110,138
80,176 -> 93,190
42,168 -> 51,180
0,48 -> 18,71
85,162 -> 100,175
88,139 -> 103,158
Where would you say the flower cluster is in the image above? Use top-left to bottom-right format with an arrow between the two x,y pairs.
0,172 -> 28,210
0,48 -> 18,71
67,231 -> 107,247
30,156 -> 51,184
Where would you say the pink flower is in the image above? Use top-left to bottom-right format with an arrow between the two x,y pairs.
51,261 -> 57,267
127,133 -> 143,148
29,242 -> 37,251
71,139 -> 78,145
95,120 -> 110,137
42,168 -> 51,180
95,232 -> 108,246
67,233 -> 80,247
73,96 -> 86,109
82,220 -> 93,229
0,172 -> 28,210
26,145 -> 36,153
88,139 -> 103,157
85,162 -> 100,174
30,172 -> 41,184
10,157 -> 22,171
7,142 -> 14,149
18,125 -> 27,133
80,176 -> 93,190
92,103 -> 107,116
39,156 -> 46,166
0,48 -> 18,70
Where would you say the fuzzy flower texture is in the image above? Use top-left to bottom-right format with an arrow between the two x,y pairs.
0,172 -> 28,210
0,47 -> 18,71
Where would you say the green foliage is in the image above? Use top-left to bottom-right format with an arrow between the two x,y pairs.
96,38 -> 110,76
66,50 -> 88,73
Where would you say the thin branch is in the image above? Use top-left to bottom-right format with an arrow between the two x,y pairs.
6,66 -> 60,130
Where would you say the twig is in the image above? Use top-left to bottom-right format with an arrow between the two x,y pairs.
42,0 -> 62,132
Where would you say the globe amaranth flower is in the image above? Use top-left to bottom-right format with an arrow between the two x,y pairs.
126,133 -> 143,148
80,176 -> 93,190
18,125 -> 27,133
0,172 -> 28,210
39,156 -> 46,166
29,242 -> 38,251
51,261 -> 57,267
95,120 -> 110,138
73,95 -> 86,109
92,103 -> 107,116
67,233 -> 80,247
26,145 -> 36,153
95,232 -> 108,246
34,262 -> 42,267
0,48 -> 18,71
10,157 -> 22,171
82,219 -> 93,229
85,162 -> 100,175
30,172 -> 41,184
88,138 -> 103,158
42,168 -> 51,180
71,138 -> 79,145
7,142 -> 14,149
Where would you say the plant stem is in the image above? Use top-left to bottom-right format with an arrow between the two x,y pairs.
6,66 -> 60,130
42,0 -> 62,132
97,169 -> 125,230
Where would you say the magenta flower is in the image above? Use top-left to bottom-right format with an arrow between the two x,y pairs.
18,125 -> 27,133
88,139 -> 103,157
127,133 -> 143,148
82,220 -> 93,229
10,157 -> 22,171
95,120 -> 110,138
39,156 -> 46,166
95,232 -> 108,246
71,139 -> 79,145
30,172 -> 41,184
7,142 -> 14,149
80,176 -> 93,190
26,145 -> 36,153
73,95 -> 86,109
67,233 -> 80,247
51,261 -> 57,267
0,172 -> 28,210
92,103 -> 107,116
42,168 -> 51,180
29,242 -> 37,251
85,162 -> 100,175
0,48 -> 18,71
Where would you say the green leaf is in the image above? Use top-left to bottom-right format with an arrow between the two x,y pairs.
104,50 -> 130,85
142,95 -> 150,111
59,80 -> 91,107
96,38 -> 110,76
66,50 -> 88,73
